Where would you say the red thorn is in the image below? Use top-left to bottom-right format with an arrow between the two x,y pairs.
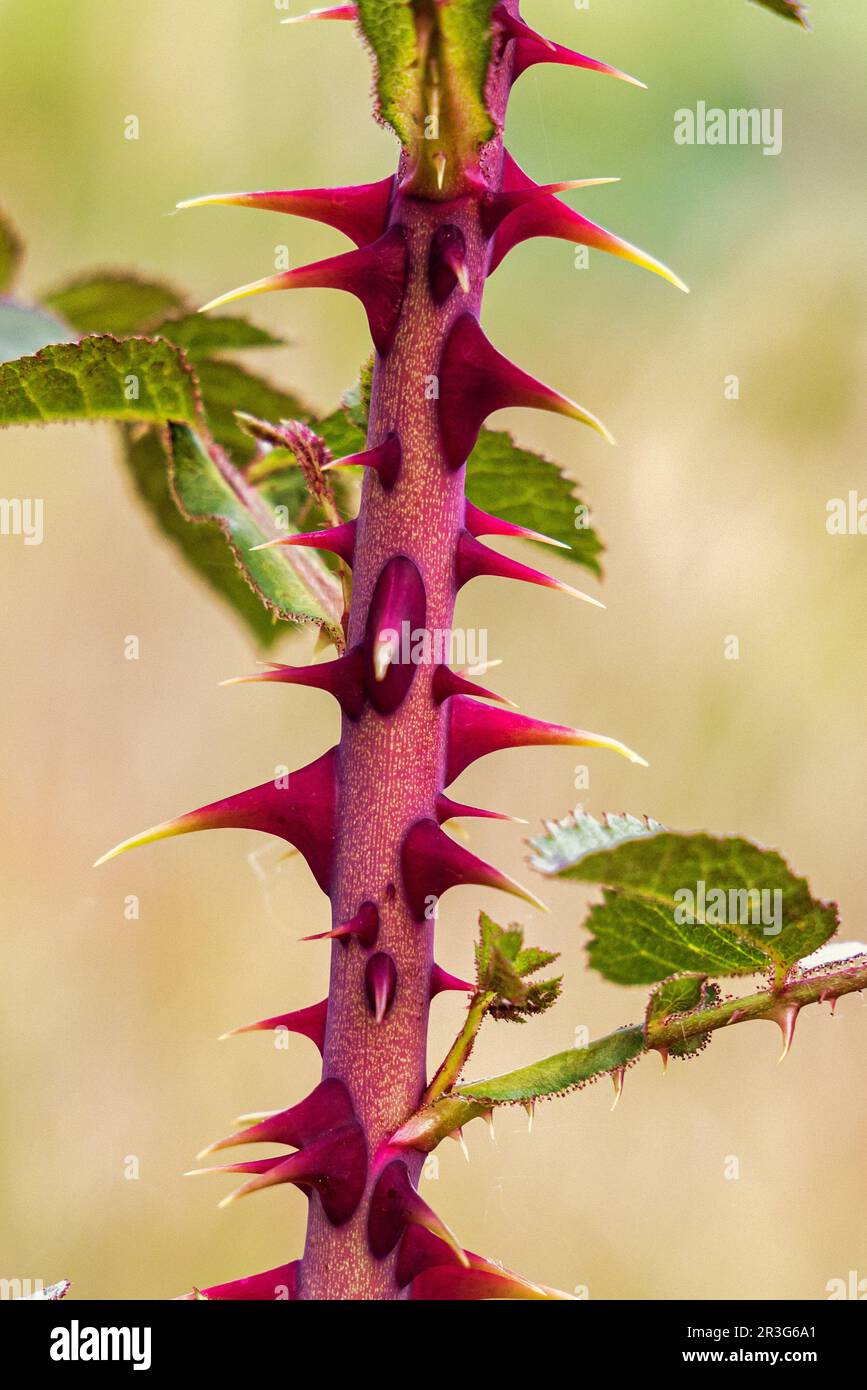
429,963 -> 475,998
464,499 -> 570,550
365,952 -> 398,1024
496,5 -> 644,88
253,519 -> 357,565
489,153 -> 687,291
819,988 -> 838,1015
446,696 -> 647,782
198,1078 -> 357,1157
199,1128 -> 366,1225
435,792 -> 517,826
201,227 -> 408,356
438,312 -> 613,470
368,1159 -> 468,1263
177,1262 -> 299,1301
429,225 -> 470,303
364,555 -> 427,714
401,817 -> 546,921
178,176 -> 393,248
221,999 -> 328,1053
480,177 -> 618,239
455,530 -> 603,607
282,4 -> 358,25
304,901 -> 379,949
773,1004 -> 800,1062
95,748 -> 338,895
221,647 -> 365,719
432,664 -> 512,707
610,1066 -> 625,1110
322,433 -> 401,489
658,1047 -> 669,1073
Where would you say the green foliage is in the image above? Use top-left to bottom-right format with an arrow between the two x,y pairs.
123,428 -> 288,649
0,209 -> 24,294
531,809 -> 838,984
356,0 -> 418,145
475,912 -> 561,1022
0,335 -> 200,427
149,313 -> 284,357
168,423 -> 343,642
356,0 -> 498,193
195,359 -> 308,464
41,272 -> 186,335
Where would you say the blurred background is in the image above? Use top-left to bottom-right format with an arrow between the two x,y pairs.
0,0 -> 864,1300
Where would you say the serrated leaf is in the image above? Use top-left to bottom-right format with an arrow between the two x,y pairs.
751,0 -> 809,26
474,912 -> 561,1023
41,272 -> 187,336
0,210 -> 24,294
356,0 -> 419,146
0,301 -> 72,362
0,335 -> 200,427
529,809 -> 665,876
123,428 -> 287,648
532,810 -> 839,983
457,1026 -> 644,1104
168,422 -> 343,642
466,429 -> 604,577
151,313 -> 283,358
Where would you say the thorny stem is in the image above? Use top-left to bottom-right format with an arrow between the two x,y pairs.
296,15 -> 518,1301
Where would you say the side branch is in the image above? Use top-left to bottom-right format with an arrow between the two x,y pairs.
393,961 -> 867,1152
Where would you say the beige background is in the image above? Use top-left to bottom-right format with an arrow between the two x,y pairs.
0,0 -> 864,1299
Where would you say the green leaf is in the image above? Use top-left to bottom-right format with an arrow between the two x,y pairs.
474,911 -> 561,1022
531,809 -> 839,983
195,359 -> 309,464
122,428 -> 288,649
457,1026 -> 644,1104
41,272 -> 187,336
167,422 -> 343,642
356,0 -> 419,146
0,335 -> 200,427
0,302 -> 72,362
316,407 -> 367,463
466,429 -> 604,577
150,313 -> 283,358
0,210 -> 24,294
750,0 -> 810,27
